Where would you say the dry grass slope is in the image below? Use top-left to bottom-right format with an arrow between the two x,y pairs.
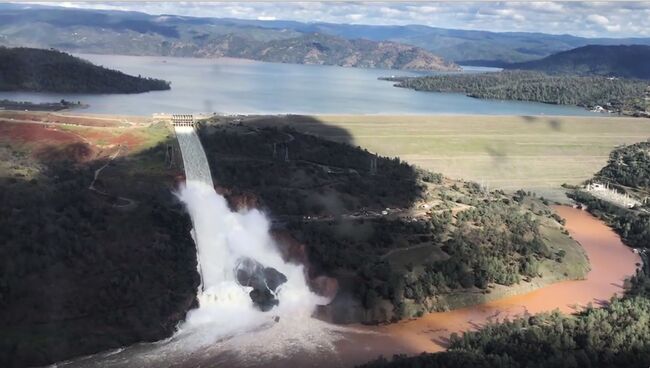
275,115 -> 650,202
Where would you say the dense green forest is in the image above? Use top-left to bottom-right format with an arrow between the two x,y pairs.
296,196 -> 572,322
360,143 -> 650,368
0,138 -> 198,367
199,123 -> 427,214
362,218 -> 650,367
386,71 -> 649,114
200,122 -> 581,323
505,45 -> 650,80
595,141 -> 650,191
571,141 -> 650,250
362,284 -> 650,368
0,47 -> 170,93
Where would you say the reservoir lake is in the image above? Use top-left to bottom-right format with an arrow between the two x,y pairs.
0,54 -> 597,116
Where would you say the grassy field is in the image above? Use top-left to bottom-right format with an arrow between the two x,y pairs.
258,115 -> 650,202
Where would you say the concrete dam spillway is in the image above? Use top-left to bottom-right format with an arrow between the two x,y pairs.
174,126 -> 214,188
50,125 -> 642,368
51,125 -> 347,368
174,124 -> 313,311
170,125 -> 336,361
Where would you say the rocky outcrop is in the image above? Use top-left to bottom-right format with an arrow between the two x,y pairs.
235,257 -> 288,311
239,34 -> 460,71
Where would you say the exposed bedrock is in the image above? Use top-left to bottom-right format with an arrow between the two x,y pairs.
235,257 -> 288,311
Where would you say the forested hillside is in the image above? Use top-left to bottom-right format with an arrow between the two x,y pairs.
199,118 -> 586,323
0,47 -> 170,93
360,143 -> 650,368
596,141 -> 650,191
235,33 -> 459,71
362,291 -> 650,368
0,121 -> 197,367
506,45 -> 650,80
568,141 -> 650,250
386,71 -> 650,115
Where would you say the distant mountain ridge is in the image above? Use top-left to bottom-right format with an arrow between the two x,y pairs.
505,45 -> 650,80
240,33 -> 459,70
0,47 -> 170,93
1,3 -> 650,66
175,32 -> 459,71
0,4 -> 457,71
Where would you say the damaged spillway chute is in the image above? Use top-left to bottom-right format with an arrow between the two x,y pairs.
235,257 -> 288,312
57,124 -> 347,367
173,124 -> 323,321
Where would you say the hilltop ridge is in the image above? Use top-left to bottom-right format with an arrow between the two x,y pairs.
506,45 -> 650,80
0,47 -> 171,93
2,3 -> 649,66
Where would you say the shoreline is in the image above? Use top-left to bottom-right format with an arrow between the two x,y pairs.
342,205 -> 641,366
0,108 -> 612,119
50,206 -> 639,368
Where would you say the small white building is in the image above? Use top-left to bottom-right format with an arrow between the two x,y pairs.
585,182 -> 641,208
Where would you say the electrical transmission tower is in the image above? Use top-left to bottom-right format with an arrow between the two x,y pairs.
369,155 -> 378,175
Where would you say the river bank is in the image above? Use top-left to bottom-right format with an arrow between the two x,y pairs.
2,111 -> 644,367
51,207 -> 641,368
342,206 -> 641,365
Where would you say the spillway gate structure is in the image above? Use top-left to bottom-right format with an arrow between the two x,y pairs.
171,114 -> 195,127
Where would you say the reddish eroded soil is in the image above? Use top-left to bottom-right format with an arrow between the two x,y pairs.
0,117 -> 150,163
0,121 -> 76,144
0,121 -> 100,162
0,111 -> 131,127
71,129 -> 144,148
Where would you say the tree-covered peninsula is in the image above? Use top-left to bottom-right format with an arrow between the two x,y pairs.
0,47 -> 170,93
383,71 -> 650,116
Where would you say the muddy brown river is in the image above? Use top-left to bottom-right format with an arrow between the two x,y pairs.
185,206 -> 641,368
333,206 -> 642,366
59,206 -> 641,368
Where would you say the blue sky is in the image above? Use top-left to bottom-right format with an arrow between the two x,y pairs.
26,1 -> 650,38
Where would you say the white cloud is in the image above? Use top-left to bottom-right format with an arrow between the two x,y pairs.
606,24 -> 622,32
346,14 -> 364,22
587,14 -> 610,26
379,6 -> 402,17
413,6 -> 439,14
20,1 -> 650,38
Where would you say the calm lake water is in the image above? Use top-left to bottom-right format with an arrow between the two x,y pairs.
0,54 -> 597,116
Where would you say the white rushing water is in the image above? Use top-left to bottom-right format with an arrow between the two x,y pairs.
174,125 -> 328,324
174,127 -> 214,187
170,126 -> 337,363
54,127 -> 354,368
